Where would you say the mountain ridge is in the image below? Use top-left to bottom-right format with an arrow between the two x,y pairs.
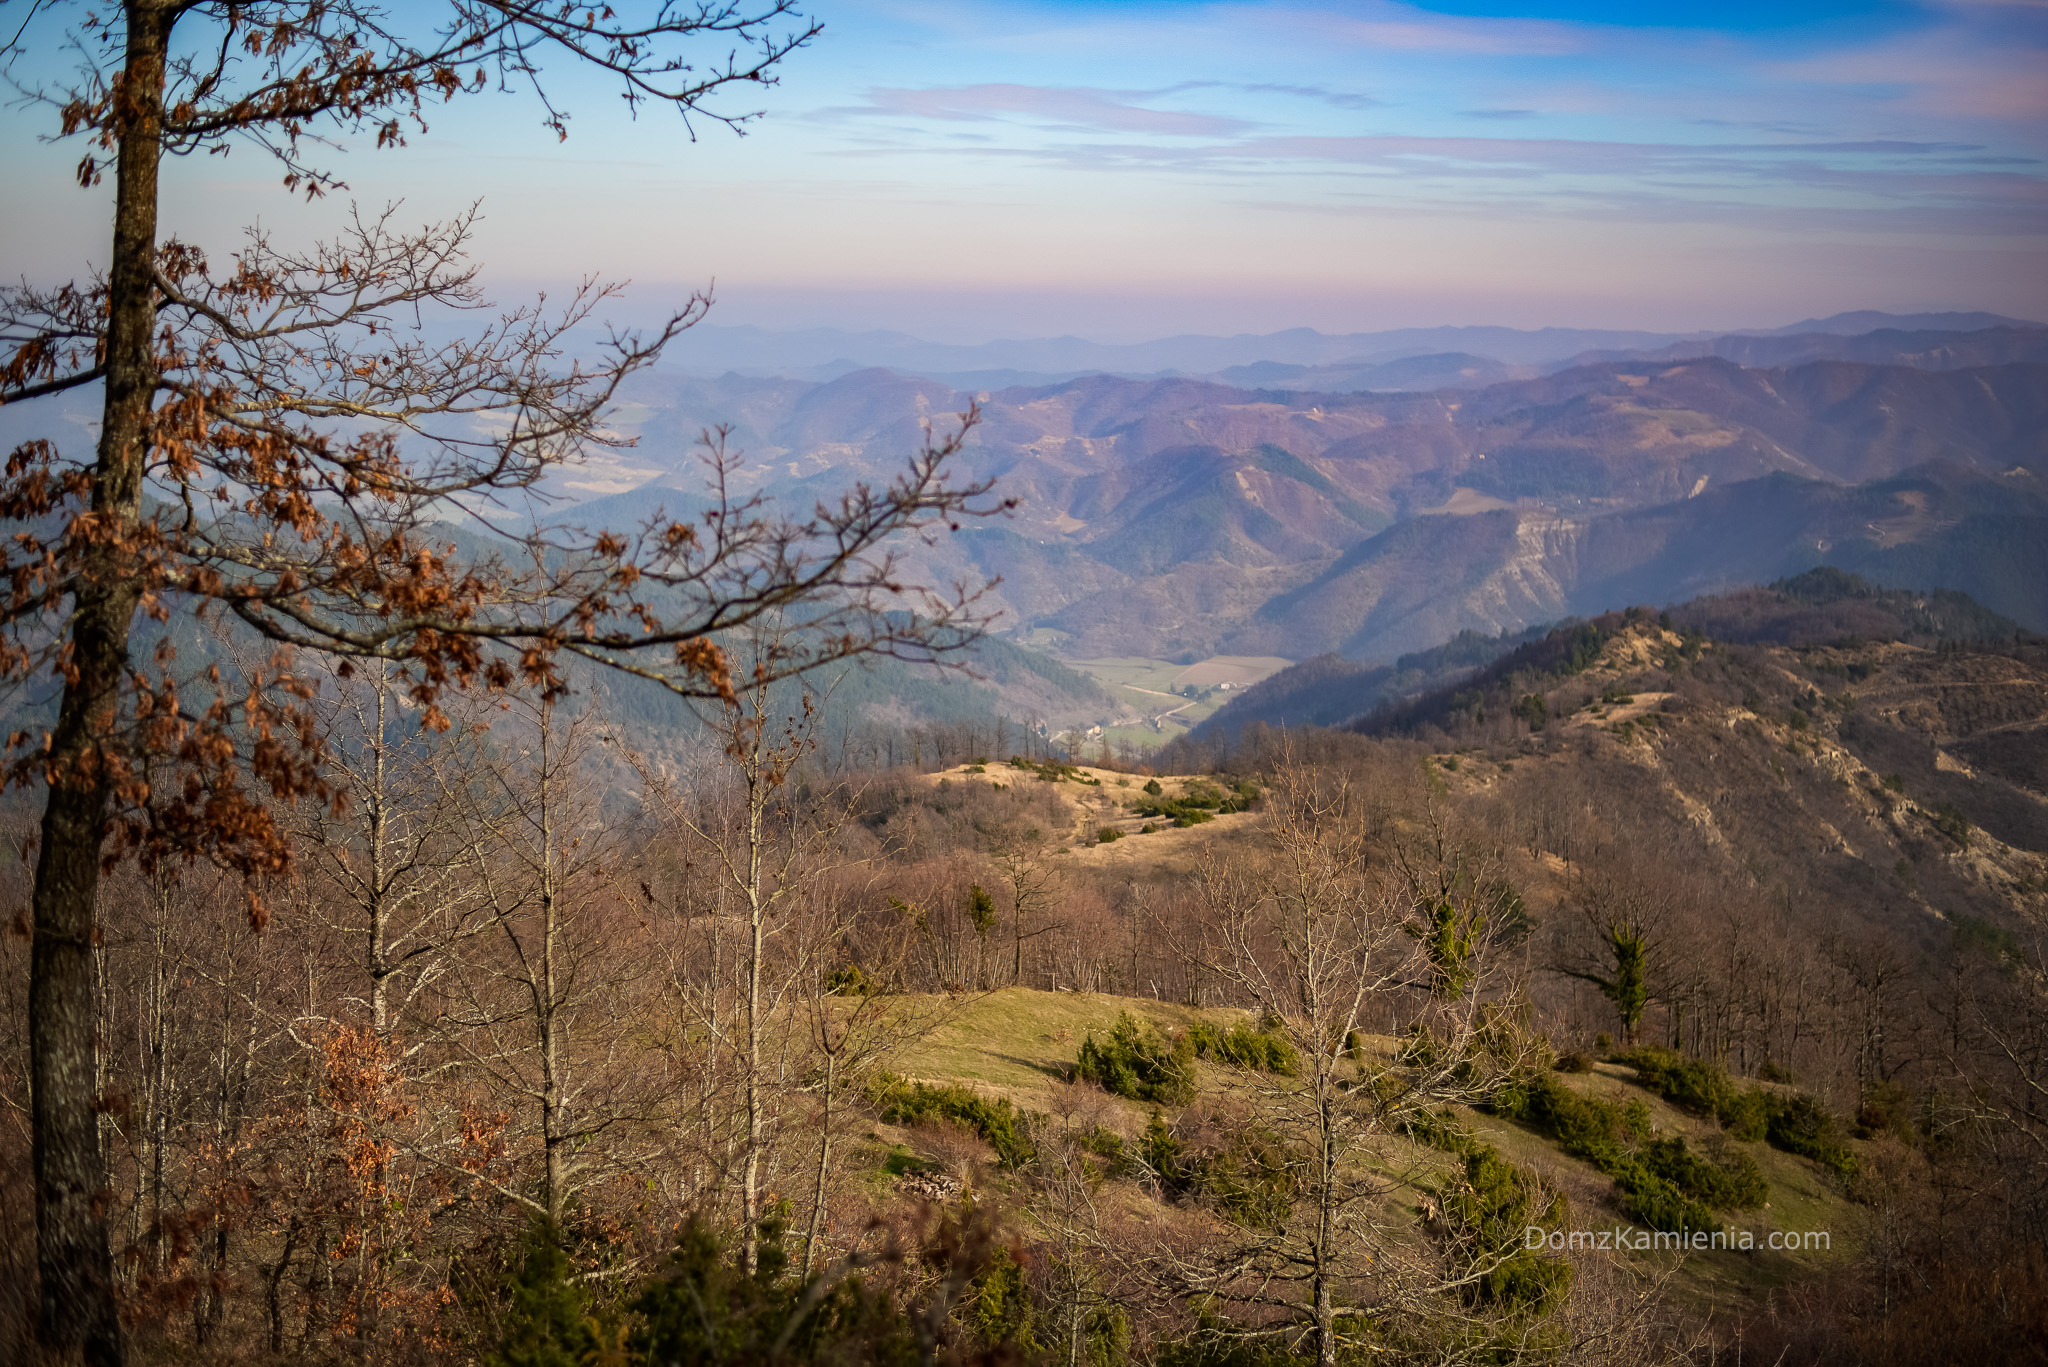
570,354 -> 2046,667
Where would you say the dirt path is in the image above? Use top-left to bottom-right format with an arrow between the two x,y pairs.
1114,683 -> 1198,727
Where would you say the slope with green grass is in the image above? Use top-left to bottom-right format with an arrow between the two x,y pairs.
868,988 -> 1871,1323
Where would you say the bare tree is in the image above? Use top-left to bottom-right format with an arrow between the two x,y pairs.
1169,755 -> 1531,1367
792,869 -> 950,1279
444,693 -> 648,1228
300,662 -> 499,1045
628,633 -> 860,1274
991,834 -> 1060,988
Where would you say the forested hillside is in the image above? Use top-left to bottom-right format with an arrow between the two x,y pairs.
1196,567 -> 2040,738
5,600 -> 2040,1366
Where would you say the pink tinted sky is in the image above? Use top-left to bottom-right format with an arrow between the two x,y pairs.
2,0 -> 2043,340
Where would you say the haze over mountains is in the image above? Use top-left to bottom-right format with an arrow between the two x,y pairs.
648,310 -> 2043,387
553,310 -> 2045,690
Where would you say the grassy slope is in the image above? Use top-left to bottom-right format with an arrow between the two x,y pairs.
887,734 -> 1881,1322
889,988 -> 1251,1112
923,762 -> 1262,863
878,985 -> 1869,1319
1467,1063 -> 1866,1315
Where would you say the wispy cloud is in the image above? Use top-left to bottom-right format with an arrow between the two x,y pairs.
1774,32 -> 2048,120
832,120 -> 2045,236
1228,81 -> 1382,110
1228,2 -> 1589,56
827,84 -> 1253,137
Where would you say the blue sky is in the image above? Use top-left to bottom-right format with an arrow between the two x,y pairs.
3,0 -> 2043,339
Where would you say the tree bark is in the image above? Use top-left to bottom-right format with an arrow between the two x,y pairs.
31,6 -> 167,1363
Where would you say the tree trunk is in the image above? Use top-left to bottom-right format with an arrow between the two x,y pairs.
1314,1088 -> 1338,1367
31,7 -> 167,1363
802,1047 -> 835,1280
537,705 -> 567,1227
741,734 -> 766,1276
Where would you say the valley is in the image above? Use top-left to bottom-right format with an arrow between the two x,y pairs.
1050,654 -> 1294,750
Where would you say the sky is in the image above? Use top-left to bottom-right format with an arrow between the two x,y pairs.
3,0 -> 2045,341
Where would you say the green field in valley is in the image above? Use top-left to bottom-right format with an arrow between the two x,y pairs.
1058,654 -> 1292,750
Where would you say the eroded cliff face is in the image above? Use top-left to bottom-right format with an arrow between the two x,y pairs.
1437,512 -> 1588,649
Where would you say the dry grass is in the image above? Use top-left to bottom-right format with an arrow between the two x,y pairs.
921,763 -> 1264,868
886,987 -> 1254,1115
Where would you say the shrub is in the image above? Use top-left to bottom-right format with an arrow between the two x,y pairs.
1187,1018 -> 1299,1076
626,1205 -> 1006,1367
1130,795 -> 1211,826
1081,1125 -> 1129,1176
1197,1126 -> 1298,1228
1133,778 -> 1259,826
1720,1088 -> 1770,1143
1141,1110 -> 1183,1188
1619,1048 -> 1855,1179
1490,1073 -> 1760,1233
826,963 -> 876,997
1856,1081 -> 1918,1142
1617,1046 -> 1738,1120
1492,1071 -> 1646,1173
487,1219 -> 599,1367
1096,826 -> 1124,844
1008,755 -> 1099,785
870,1076 -> 1036,1168
1553,1051 -> 1594,1074
1216,779 -> 1261,813
1144,1111 -> 1297,1227
1074,1012 -> 1197,1106
1637,1136 -> 1767,1209
1152,1325 -> 1301,1367
1612,1167 -> 1719,1236
1414,1113 -> 1572,1318
1766,1093 -> 1858,1180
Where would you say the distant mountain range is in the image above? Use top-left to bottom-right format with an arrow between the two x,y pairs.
647,311 -> 2043,385
1564,325 -> 2048,373
569,340 -> 2048,672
